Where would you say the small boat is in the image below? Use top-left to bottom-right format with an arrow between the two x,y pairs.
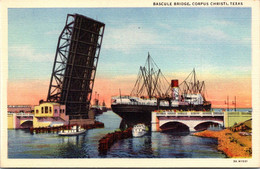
132,124 -> 147,137
58,126 -> 86,136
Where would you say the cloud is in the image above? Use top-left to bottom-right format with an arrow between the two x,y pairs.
9,45 -> 53,62
45,30 -> 60,36
157,23 -> 173,31
180,26 -> 229,42
102,24 -> 163,53
178,26 -> 250,46
102,20 -> 250,56
211,20 -> 234,26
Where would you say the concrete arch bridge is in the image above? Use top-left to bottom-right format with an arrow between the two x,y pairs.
8,112 -> 34,129
151,111 -> 224,132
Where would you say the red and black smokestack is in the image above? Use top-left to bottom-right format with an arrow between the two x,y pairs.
171,79 -> 179,101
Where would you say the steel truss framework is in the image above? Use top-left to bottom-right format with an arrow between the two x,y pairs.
47,14 -> 105,119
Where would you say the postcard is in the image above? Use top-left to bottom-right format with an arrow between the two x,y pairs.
1,0 -> 259,168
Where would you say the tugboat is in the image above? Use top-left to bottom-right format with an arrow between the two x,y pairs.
111,53 -> 211,126
132,124 -> 147,137
58,126 -> 86,136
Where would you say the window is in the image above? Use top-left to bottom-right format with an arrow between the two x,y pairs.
55,109 -> 57,114
45,106 -> 48,113
36,109 -> 39,114
49,107 -> 52,113
41,107 -> 44,114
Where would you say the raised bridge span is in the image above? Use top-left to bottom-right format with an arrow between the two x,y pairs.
151,110 -> 251,132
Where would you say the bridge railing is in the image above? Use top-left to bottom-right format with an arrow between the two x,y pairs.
227,111 -> 252,116
16,113 -> 34,117
155,111 -> 224,117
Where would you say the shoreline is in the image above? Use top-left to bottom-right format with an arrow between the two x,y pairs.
193,129 -> 252,158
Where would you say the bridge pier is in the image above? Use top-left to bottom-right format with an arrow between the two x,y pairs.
151,112 -> 160,132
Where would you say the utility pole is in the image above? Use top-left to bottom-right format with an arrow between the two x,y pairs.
228,96 -> 229,111
232,96 -> 237,112
225,96 -> 229,111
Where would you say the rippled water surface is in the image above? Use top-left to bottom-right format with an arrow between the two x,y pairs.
8,111 -> 226,158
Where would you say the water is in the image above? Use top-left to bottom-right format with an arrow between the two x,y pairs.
213,108 -> 252,112
8,111 -> 226,158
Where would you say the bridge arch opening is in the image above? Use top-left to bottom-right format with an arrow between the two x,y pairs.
20,121 -> 33,128
160,122 -> 190,133
194,121 -> 222,131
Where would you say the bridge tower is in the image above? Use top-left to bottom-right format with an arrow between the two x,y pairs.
47,14 -> 105,123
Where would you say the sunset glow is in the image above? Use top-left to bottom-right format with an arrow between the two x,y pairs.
8,73 -> 252,108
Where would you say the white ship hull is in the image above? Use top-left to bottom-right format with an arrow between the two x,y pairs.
132,124 -> 147,137
58,126 -> 86,136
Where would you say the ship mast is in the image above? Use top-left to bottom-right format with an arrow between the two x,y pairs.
179,68 -> 207,101
130,53 -> 171,98
148,53 -> 151,97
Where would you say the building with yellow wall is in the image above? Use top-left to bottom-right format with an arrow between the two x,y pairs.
8,113 -> 15,129
33,102 -> 69,128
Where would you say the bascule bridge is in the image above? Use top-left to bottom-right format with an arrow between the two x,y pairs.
46,14 -> 105,125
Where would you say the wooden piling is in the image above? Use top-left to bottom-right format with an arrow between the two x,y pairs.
98,128 -> 132,153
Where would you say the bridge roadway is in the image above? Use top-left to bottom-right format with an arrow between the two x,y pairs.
151,110 -> 251,132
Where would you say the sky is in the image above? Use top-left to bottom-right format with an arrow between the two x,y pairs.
7,7 -> 252,108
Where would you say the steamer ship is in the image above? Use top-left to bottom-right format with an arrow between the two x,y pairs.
111,53 -> 211,126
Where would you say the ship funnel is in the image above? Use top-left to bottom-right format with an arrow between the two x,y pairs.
171,79 -> 179,101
